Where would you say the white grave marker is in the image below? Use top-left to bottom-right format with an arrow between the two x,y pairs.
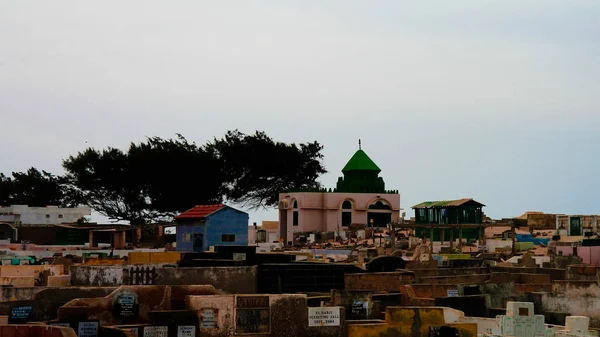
308,307 -> 341,327
177,325 -> 196,337
77,321 -> 99,337
144,326 -> 168,337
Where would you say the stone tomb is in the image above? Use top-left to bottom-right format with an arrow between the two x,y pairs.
495,302 -> 552,337
482,301 -> 597,337
186,294 -> 308,337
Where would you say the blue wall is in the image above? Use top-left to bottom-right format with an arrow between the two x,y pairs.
175,221 -> 205,252
205,207 -> 248,249
176,206 -> 248,252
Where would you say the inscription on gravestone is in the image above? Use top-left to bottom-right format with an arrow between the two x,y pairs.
9,305 -> 33,323
351,300 -> 369,318
200,308 -> 217,329
236,296 -> 270,334
178,325 -> 196,337
143,326 -> 168,337
78,321 -> 99,337
113,291 -> 140,320
447,289 -> 458,297
308,307 -> 341,327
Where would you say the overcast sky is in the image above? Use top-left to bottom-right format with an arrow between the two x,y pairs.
1,1 -> 599,224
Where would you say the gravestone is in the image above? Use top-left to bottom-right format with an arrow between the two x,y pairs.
235,296 -> 270,334
177,325 -> 195,337
308,307 -> 341,327
143,326 -> 168,337
77,321 -> 99,337
495,302 -> 552,337
112,290 -> 140,322
9,304 -> 33,324
199,308 -> 217,330
446,289 -> 458,297
350,300 -> 370,319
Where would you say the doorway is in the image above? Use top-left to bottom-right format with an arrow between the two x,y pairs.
570,217 -> 582,236
193,233 -> 204,252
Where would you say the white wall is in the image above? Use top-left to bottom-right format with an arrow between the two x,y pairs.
0,205 -> 91,225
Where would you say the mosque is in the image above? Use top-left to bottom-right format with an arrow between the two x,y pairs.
278,142 -> 401,245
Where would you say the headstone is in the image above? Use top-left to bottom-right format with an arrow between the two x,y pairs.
496,302 -> 553,337
308,307 -> 341,327
177,325 -> 196,337
232,253 -> 246,261
113,290 -> 140,320
9,305 -> 33,323
77,321 -> 99,337
235,296 -> 270,334
200,309 -> 218,329
350,300 -> 369,318
143,326 -> 168,337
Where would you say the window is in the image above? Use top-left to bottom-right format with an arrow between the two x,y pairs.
342,200 -> 352,209
292,200 -> 298,209
58,214 -> 63,219
183,233 -> 192,242
45,214 -> 50,219
368,201 -> 391,210
293,211 -> 299,226
222,234 -> 236,242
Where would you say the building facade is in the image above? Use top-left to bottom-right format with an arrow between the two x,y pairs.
0,205 -> 91,225
175,204 -> 249,252
278,147 -> 401,245
412,198 -> 485,241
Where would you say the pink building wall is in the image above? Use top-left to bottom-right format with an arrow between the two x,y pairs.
556,246 -> 600,266
278,192 -> 401,243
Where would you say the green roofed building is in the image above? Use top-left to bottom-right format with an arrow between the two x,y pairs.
336,148 -> 385,193
278,141 -> 401,246
412,198 -> 485,241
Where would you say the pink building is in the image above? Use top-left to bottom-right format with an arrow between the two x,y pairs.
278,146 -> 401,245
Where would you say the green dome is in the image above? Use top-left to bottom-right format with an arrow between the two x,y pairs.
342,149 -> 381,172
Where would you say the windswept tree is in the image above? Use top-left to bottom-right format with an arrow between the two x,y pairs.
208,130 -> 327,209
63,131 -> 326,223
62,136 -> 222,224
0,168 -> 66,207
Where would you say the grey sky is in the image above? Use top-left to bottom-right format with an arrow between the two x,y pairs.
1,1 -> 599,224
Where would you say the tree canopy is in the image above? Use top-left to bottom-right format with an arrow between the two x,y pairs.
207,130 -> 326,209
0,168 -> 66,207
59,131 -> 326,223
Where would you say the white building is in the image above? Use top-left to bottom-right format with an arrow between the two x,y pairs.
0,205 -> 91,225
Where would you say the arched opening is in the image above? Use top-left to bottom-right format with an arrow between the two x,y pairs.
341,200 -> 352,227
367,200 -> 392,228
292,200 -> 299,226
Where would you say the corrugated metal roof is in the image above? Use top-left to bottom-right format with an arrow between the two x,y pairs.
175,204 -> 225,220
412,198 -> 485,209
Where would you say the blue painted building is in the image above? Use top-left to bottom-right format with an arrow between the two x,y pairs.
175,204 -> 249,252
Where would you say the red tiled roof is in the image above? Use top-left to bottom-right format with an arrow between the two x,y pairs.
175,204 -> 225,220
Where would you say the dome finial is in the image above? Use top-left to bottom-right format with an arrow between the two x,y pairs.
359,139 -> 362,150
